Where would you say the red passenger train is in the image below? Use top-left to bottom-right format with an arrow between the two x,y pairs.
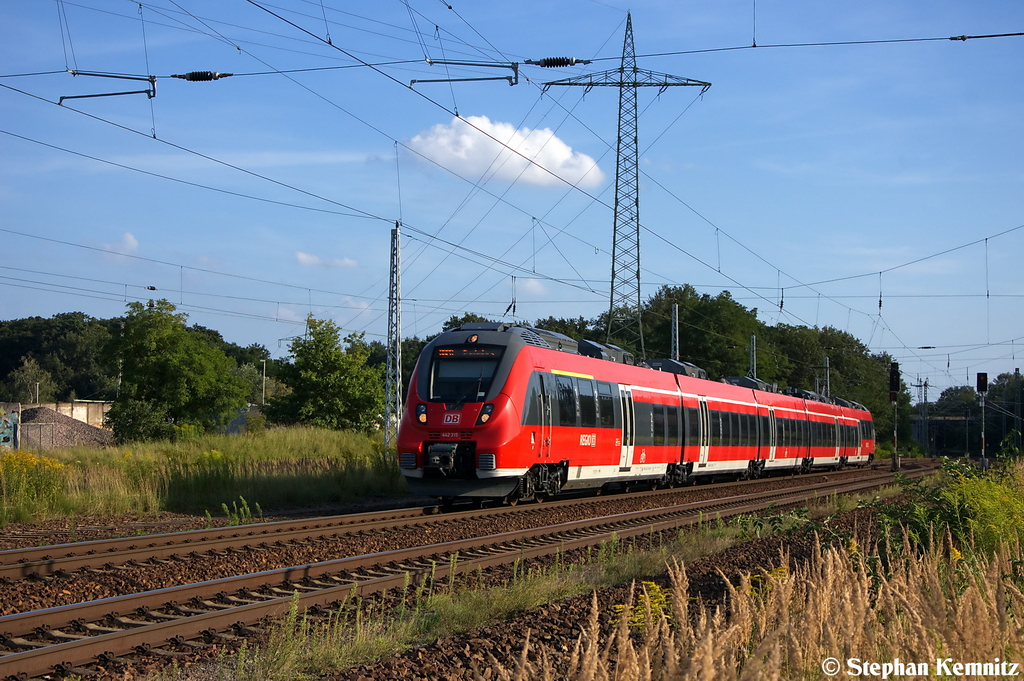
397,323 -> 875,504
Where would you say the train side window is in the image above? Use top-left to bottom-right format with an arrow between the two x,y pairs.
597,382 -> 615,427
686,407 -> 700,447
667,406 -> 680,446
710,411 -> 723,447
555,376 -> 577,427
522,373 -> 542,425
653,404 -> 665,446
578,379 -> 597,428
634,401 -> 654,446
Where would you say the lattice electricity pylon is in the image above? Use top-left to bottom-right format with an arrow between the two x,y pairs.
543,13 -> 710,359
384,222 -> 402,451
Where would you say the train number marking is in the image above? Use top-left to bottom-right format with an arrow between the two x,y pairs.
580,433 -> 597,447
442,413 -> 461,425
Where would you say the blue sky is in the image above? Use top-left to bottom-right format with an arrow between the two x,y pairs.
1,0 -> 1022,400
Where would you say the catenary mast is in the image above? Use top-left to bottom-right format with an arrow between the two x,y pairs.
543,14 -> 709,359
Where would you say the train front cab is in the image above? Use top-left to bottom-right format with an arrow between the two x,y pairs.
397,325 -> 530,501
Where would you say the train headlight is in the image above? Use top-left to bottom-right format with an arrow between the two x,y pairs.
476,403 -> 494,425
416,404 -> 427,424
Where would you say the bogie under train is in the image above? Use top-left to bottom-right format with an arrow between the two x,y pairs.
397,323 -> 875,504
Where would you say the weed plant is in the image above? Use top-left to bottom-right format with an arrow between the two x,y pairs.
874,457 -> 1024,556
0,450 -> 68,524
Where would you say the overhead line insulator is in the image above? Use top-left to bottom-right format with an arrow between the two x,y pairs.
171,72 -> 233,82
525,57 -> 592,68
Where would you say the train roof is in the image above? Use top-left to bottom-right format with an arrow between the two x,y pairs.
447,323 -> 870,414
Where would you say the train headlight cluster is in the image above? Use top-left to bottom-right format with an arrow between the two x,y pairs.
476,403 -> 494,424
416,404 -> 427,424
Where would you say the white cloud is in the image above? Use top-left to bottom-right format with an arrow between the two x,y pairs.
295,251 -> 358,268
408,115 -> 605,188
99,232 -> 139,258
518,278 -> 548,295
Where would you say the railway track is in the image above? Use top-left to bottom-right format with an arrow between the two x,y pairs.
0,463 -> 905,583
0,464 -> 933,679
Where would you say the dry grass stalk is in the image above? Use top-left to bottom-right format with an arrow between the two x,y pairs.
489,536 -> 1024,679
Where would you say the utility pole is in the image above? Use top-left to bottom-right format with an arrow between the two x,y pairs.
889,362 -> 900,471
823,356 -> 830,398
260,359 -> 267,405
748,335 -> 757,379
543,14 -> 710,360
1016,368 -> 1021,451
384,222 -> 402,452
671,303 -> 679,362
978,372 -> 988,468
911,376 -> 929,457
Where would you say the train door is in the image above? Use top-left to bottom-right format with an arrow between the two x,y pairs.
833,417 -> 840,461
538,373 -> 553,458
767,409 -> 778,463
618,386 -> 634,470
697,398 -> 710,466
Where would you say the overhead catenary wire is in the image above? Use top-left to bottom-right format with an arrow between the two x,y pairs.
4,3 -> 1019,366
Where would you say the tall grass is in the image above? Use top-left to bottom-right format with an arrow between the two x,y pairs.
1,428 -> 407,526
877,457 -> 1024,554
157,516 -> 744,680
488,537 -> 1024,680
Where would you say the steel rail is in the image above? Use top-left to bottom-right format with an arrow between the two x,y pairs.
0,463 -> 913,582
0,467 -> 928,679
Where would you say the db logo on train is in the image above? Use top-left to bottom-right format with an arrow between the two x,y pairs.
442,413 -> 461,425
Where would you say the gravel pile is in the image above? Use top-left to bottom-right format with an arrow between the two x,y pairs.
18,406 -> 113,448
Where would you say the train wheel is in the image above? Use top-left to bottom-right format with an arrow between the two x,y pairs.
504,493 -> 520,507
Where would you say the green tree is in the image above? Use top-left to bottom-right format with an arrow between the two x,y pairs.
640,285 -> 772,380
266,317 -> 384,432
533,315 -> 596,340
0,312 -> 117,401
440,312 -> 492,333
105,300 -> 249,442
1,356 -> 58,404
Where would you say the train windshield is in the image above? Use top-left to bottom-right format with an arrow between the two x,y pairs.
429,345 -> 505,402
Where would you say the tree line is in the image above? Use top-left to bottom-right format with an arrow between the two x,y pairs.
0,285 -> 931,447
